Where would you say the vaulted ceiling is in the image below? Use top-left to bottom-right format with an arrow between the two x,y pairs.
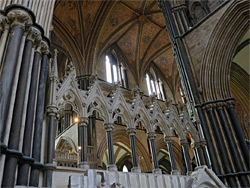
52,0 -> 179,90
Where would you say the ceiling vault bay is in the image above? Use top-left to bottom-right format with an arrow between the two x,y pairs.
52,0 -> 179,90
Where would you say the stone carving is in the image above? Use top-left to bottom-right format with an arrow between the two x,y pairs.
53,66 -> 199,143
7,9 -> 33,29
0,15 -> 9,32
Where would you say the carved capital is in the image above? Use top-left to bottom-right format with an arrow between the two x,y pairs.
0,15 -> 9,32
226,99 -> 235,108
180,139 -> 188,145
191,142 -> 201,149
200,140 -> 207,147
26,26 -> 42,46
147,132 -> 156,139
47,105 -> 58,116
216,102 -> 224,110
203,104 -> 213,112
127,128 -> 136,135
164,136 -> 172,143
40,40 -> 50,55
104,123 -> 114,131
7,9 -> 32,29
79,117 -> 88,127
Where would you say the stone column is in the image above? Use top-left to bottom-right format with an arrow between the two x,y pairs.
205,104 -> 237,187
1,24 -> 39,188
164,136 -> 179,175
147,132 -> 162,174
217,102 -> 248,187
0,9 -> 32,152
159,0 -> 220,175
29,41 -> 50,187
127,128 -> 141,172
180,139 -> 192,175
44,106 -> 57,187
226,100 -> 250,169
0,15 -> 9,68
78,117 -> 89,169
44,50 -> 58,187
192,142 -> 206,167
16,27 -> 42,186
104,123 -> 117,171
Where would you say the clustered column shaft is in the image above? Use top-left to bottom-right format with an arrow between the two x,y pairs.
44,49 -> 59,187
205,104 -> 237,187
191,141 -> 206,167
0,6 -> 51,188
29,49 -> 50,187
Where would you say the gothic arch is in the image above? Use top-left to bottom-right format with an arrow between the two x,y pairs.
56,136 -> 77,152
97,129 -> 152,172
155,138 -> 184,174
200,0 -> 250,101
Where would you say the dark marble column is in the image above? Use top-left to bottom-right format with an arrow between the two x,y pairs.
29,41 -> 50,187
79,117 -> 89,169
44,113 -> 57,187
164,136 -> 179,175
44,51 -> 58,187
2,25 -> 38,188
127,128 -> 141,172
216,102 -> 249,187
17,29 -> 42,186
180,139 -> 192,175
0,9 -> 32,152
147,132 -> 162,174
104,123 -> 117,171
192,142 -> 206,166
226,100 -> 250,169
205,104 -> 237,187
159,0 -> 220,175
0,16 -> 9,68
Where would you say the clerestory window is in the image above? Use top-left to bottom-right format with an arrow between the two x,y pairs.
146,73 -> 166,101
105,53 -> 129,88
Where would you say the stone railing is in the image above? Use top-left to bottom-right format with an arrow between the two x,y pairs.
52,166 -> 225,188
55,150 -> 77,168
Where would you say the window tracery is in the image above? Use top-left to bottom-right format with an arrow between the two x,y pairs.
146,70 -> 166,101
105,51 -> 129,88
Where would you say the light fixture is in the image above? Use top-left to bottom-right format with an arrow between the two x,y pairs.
78,146 -> 82,150
74,117 -> 79,123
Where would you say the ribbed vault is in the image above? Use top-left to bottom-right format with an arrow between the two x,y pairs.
52,0 -> 178,89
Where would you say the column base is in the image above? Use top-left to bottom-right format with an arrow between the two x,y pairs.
171,170 -> 180,175
79,162 -> 89,169
194,165 -> 207,171
186,171 -> 192,176
107,164 -> 117,171
153,168 -> 162,174
131,167 -> 141,173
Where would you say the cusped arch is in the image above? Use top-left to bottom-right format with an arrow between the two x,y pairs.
87,95 -> 109,122
171,119 -> 186,141
134,107 -> 152,132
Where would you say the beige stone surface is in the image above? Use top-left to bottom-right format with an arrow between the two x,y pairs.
183,2 -> 231,87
